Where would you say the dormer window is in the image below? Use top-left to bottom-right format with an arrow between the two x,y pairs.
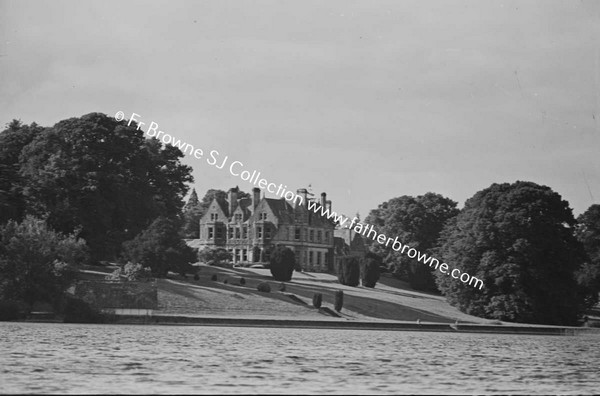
259,213 -> 267,221
211,213 -> 218,221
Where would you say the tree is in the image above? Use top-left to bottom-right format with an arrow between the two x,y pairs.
0,120 -> 43,225
181,189 -> 203,239
575,204 -> 600,307
0,216 -> 88,310
436,181 -> 587,326
18,113 -> 193,261
269,245 -> 295,281
198,246 -> 232,266
365,193 -> 458,291
361,252 -> 382,288
122,217 -> 197,277
338,256 -> 360,286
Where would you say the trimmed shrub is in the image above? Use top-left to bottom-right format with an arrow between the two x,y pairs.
223,279 -> 228,284
269,246 -> 295,281
312,293 -> 322,308
257,282 -> 271,293
334,290 -> 344,312
338,257 -> 360,286
211,274 -> 217,281
193,273 -> 200,281
239,277 -> 246,286
279,283 -> 286,292
361,252 -> 382,288
63,298 -> 105,323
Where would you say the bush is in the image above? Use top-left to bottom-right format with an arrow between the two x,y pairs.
338,257 -> 360,286
361,252 -> 382,288
334,290 -> 344,312
257,282 -> 271,293
223,279 -> 228,284
279,282 -> 286,292
198,247 -> 232,266
239,277 -> 246,285
269,246 -> 295,281
122,217 -> 196,278
106,262 -> 152,282
62,298 -> 105,323
312,293 -> 322,308
193,273 -> 200,281
211,274 -> 217,281
0,301 -> 26,321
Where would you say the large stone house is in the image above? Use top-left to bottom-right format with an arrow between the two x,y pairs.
190,187 -> 336,272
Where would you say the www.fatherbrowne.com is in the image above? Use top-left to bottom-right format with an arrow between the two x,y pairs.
117,111 -> 483,290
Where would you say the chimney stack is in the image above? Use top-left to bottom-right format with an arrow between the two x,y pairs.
325,200 -> 332,212
297,188 -> 308,207
320,192 -> 326,208
252,187 -> 260,209
228,187 -> 238,217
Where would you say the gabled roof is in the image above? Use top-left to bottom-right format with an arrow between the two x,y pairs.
215,197 -> 229,217
264,198 -> 295,223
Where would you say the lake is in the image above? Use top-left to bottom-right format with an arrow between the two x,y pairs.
1,322 -> 599,394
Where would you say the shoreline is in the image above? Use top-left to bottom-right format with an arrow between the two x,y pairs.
18,313 -> 599,336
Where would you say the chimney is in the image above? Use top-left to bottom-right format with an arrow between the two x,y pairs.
252,187 -> 260,209
320,192 -> 326,208
297,188 -> 308,207
325,200 -> 332,212
228,187 -> 238,217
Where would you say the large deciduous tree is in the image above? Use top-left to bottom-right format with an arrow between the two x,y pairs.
0,216 -> 88,310
17,113 -> 193,261
435,181 -> 586,325
575,204 -> 600,308
365,193 -> 459,291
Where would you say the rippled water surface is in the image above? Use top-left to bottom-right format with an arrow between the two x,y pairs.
1,322 -> 599,394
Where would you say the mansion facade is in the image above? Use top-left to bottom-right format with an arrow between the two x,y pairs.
190,187 -> 336,272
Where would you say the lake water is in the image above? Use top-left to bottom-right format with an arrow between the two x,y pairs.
1,322 -> 599,394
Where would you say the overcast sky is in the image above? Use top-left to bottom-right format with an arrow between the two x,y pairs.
1,0 -> 599,218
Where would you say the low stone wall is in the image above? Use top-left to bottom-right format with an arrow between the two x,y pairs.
74,280 -> 158,310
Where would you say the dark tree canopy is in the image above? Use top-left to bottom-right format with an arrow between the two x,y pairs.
198,246 -> 232,266
122,216 -> 196,277
365,192 -> 459,291
12,113 -> 192,261
436,181 -> 586,326
0,120 -> 44,224
269,245 -> 295,281
0,216 -> 88,309
575,204 -> 600,307
338,256 -> 360,286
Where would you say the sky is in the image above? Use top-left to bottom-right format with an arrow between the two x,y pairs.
1,0 -> 599,218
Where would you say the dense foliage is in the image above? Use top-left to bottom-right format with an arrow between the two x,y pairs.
575,204 -> 600,307
337,256 -> 360,286
122,217 -> 197,277
365,193 -> 458,291
0,216 -> 88,310
269,245 -> 295,281
0,113 -> 193,261
361,252 -> 382,288
435,181 -> 587,325
334,290 -> 344,312
198,246 -> 232,266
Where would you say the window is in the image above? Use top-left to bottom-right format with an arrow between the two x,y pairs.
235,227 -> 241,239
325,231 -> 329,243
257,226 -> 263,238
210,213 -> 218,221
265,227 -> 271,239
208,227 -> 214,239
228,227 -> 233,239
259,213 -> 267,221
216,226 -> 223,239
295,228 -> 301,240
317,230 -> 322,243
242,225 -> 248,239
233,214 -> 241,222
317,251 -> 321,266
242,249 -> 248,262
309,230 -> 314,242
309,251 -> 314,265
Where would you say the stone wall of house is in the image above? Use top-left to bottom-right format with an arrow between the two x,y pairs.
74,280 -> 158,309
